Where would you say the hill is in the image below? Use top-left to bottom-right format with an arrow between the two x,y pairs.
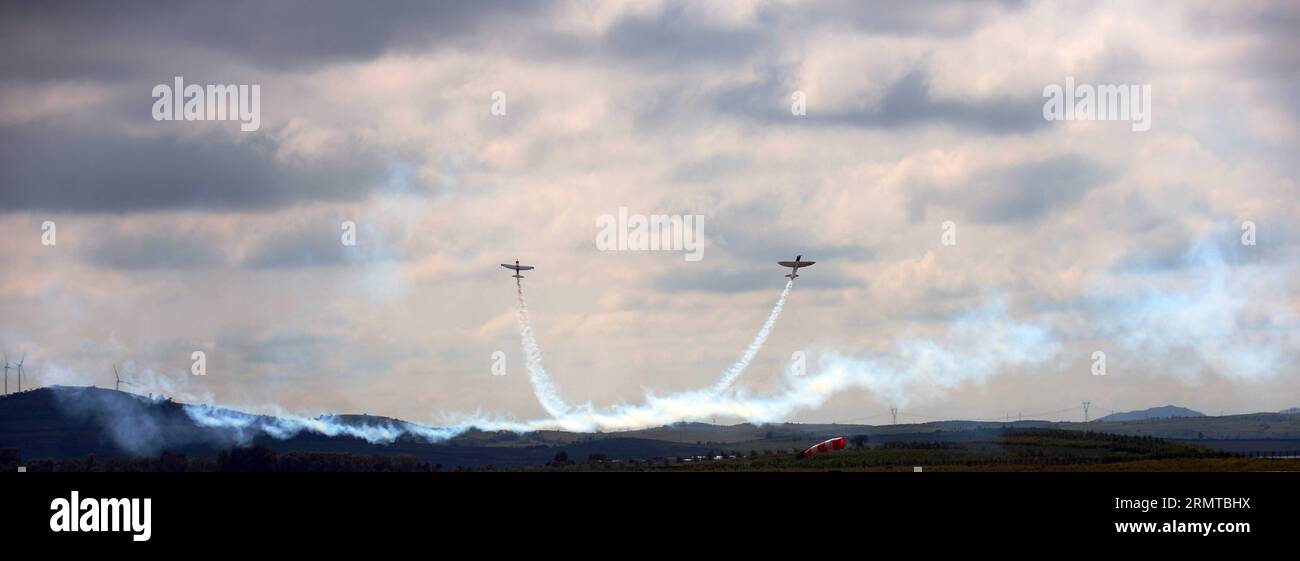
1095,405 -> 1204,422
0,386 -> 721,468
4,386 -> 1300,470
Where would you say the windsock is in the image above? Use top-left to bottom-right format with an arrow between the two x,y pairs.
799,436 -> 846,459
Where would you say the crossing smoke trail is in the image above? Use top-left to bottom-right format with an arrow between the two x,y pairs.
511,277 -> 793,419
515,278 -> 575,417
709,279 -> 794,394
79,231 -> 1296,446
158,278 -> 804,442
152,290 -> 1056,442
489,295 -> 1061,433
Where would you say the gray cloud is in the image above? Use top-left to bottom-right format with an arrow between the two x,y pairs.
651,200 -> 875,293
1114,220 -> 1295,273
0,0 -> 546,80
0,122 -> 401,214
654,266 -> 860,294
547,0 -> 1021,68
81,229 -> 227,270
717,69 -> 1048,134
599,3 -> 768,66
670,154 -> 750,183
242,219 -> 398,270
909,154 -> 1110,224
215,331 -> 340,372
967,154 -> 1110,223
711,199 -> 879,263
790,0 -> 1025,37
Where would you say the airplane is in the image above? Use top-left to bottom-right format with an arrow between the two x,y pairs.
777,254 -> 815,279
500,259 -> 535,279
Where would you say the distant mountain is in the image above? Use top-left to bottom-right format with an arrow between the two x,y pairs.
1096,405 -> 1204,422
0,386 -> 723,467
6,387 -> 1297,468
1281,407 -> 1300,414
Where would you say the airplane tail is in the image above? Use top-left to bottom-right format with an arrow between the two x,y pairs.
785,274 -> 798,279
513,274 -> 525,279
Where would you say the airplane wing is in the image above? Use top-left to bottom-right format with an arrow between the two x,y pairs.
517,265 -> 534,270
777,261 -> 799,267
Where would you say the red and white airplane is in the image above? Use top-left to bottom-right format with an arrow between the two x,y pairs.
777,255 -> 815,279
500,259 -> 534,279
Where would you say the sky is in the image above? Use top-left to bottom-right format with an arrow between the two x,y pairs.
1,0 -> 1297,429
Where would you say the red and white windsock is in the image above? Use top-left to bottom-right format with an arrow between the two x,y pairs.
800,436 -> 847,459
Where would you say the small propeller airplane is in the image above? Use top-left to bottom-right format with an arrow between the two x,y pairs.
500,259 -> 535,279
777,255 -> 815,279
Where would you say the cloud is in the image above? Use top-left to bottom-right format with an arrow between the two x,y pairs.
248,228 -> 400,273
81,228 -> 227,270
596,3 -> 768,66
709,200 -> 879,263
670,154 -> 750,183
966,154 -> 1111,223
0,122 -> 400,213
792,0 -> 1025,36
0,0 -> 547,80
908,154 -> 1110,224
654,267 -> 859,294
717,68 -> 1048,133
4,0 -> 1299,427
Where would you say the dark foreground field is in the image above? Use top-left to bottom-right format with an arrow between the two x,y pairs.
6,428 -> 1299,472
551,429 -> 1300,472
4,386 -> 1300,472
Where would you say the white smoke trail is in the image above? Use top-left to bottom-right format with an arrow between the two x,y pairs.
99,228 -> 1298,447
127,240 -> 1298,446
156,279 -> 800,444
35,288 -> 1065,446
183,404 -> 470,444
515,279 -> 575,417
503,295 -> 1059,433
709,279 -> 794,393
163,288 -> 1057,441
1087,234 -> 1299,382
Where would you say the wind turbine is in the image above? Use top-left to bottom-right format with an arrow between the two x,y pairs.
114,365 -> 137,393
3,353 -> 9,395
15,353 -> 24,392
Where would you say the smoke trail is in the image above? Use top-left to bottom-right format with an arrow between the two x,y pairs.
112,279 -> 800,445
159,289 -> 1055,440
709,279 -> 794,394
507,295 -> 1060,433
183,404 -> 469,444
55,294 -> 1052,447
65,230 -> 1297,448
515,279 -> 574,417
1086,230 -> 1299,381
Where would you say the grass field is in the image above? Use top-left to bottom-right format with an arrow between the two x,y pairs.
540,429 -> 1300,472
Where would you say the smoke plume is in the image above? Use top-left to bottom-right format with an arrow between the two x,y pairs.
515,279 -> 575,417
709,279 -> 794,393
